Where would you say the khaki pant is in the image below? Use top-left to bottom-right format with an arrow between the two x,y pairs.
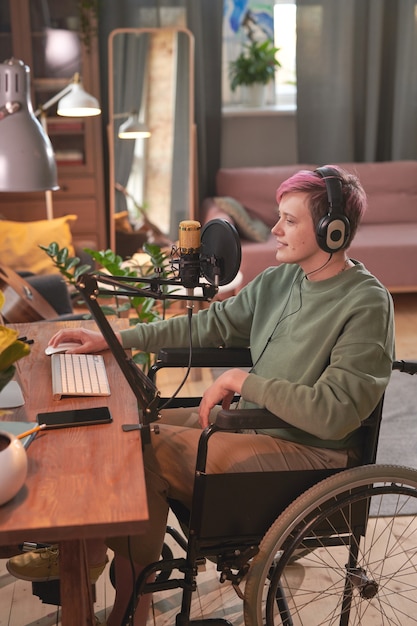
107,409 -> 350,564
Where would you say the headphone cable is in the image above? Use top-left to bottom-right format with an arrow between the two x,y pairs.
304,253 -> 333,279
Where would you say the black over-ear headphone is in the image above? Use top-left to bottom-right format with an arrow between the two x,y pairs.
315,166 -> 351,253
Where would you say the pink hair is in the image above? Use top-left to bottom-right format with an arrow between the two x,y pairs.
276,166 -> 367,248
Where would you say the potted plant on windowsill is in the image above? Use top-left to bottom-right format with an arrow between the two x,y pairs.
229,38 -> 281,107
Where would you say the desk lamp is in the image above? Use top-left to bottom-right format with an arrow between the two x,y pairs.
0,58 -> 58,193
118,110 -> 151,139
37,71 -> 100,119
0,58 -> 101,218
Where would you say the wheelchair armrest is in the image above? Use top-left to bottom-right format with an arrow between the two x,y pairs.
215,408 -> 294,431
393,359 -> 417,375
155,347 -> 252,368
195,409 -> 294,473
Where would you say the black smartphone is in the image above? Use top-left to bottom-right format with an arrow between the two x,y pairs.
36,406 -> 112,429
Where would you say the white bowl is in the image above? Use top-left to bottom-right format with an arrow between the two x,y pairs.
0,431 -> 28,505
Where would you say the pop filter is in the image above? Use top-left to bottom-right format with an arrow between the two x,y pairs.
200,219 -> 241,286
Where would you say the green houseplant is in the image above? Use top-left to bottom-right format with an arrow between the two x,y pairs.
229,38 -> 281,93
0,292 -> 30,394
40,242 -> 176,372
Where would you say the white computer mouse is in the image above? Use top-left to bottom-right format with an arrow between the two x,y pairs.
45,343 -> 80,356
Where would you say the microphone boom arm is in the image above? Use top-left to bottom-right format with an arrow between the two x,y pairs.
76,273 -> 161,431
73,219 -> 241,445
85,271 -> 219,302
75,269 -> 219,443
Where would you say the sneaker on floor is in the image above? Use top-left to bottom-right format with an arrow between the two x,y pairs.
6,545 -> 108,583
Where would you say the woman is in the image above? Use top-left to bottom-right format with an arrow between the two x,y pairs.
8,166 -> 395,626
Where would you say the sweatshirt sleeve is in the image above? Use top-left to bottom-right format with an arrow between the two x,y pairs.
119,278 -> 259,354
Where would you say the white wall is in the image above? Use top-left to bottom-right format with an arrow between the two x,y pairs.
220,109 -> 298,168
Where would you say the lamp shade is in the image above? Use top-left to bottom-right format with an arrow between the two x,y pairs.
57,80 -> 100,117
0,58 -> 58,192
118,112 -> 151,139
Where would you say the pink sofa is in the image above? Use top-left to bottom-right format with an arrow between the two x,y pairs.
200,161 -> 417,292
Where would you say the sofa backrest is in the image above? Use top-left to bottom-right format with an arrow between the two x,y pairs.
215,161 -> 417,227
337,161 -> 417,224
216,165 -> 308,228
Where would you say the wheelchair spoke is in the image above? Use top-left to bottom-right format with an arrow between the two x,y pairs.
243,465 -> 417,626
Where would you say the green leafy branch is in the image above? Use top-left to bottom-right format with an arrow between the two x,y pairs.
40,242 -> 176,371
0,292 -> 30,394
77,0 -> 100,53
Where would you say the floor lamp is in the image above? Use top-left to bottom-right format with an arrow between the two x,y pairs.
0,57 -> 100,219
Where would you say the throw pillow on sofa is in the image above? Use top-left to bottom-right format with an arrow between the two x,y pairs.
214,197 -> 270,243
0,215 -> 77,275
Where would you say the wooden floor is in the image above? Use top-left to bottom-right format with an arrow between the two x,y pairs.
1,292 -> 417,625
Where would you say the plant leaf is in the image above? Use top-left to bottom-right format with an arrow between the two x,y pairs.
0,326 -> 30,371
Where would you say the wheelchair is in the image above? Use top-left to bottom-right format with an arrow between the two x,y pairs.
114,347 -> 417,626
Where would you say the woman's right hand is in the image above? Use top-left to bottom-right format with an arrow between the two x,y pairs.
47,328 -> 118,354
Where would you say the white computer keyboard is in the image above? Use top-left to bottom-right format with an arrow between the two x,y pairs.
51,353 -> 111,400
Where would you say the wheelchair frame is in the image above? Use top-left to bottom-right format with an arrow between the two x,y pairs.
117,349 -> 417,626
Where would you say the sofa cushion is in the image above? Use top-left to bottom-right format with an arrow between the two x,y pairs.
213,197 -> 270,242
0,215 -> 77,275
349,222 -> 417,289
239,234 -> 279,286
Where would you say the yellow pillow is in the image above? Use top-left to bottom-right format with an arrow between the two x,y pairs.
0,215 -> 77,275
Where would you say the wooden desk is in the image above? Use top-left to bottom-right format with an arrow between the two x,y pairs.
0,319 -> 150,625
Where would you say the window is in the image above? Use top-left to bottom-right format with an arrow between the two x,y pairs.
222,0 -> 296,110
274,1 -> 296,108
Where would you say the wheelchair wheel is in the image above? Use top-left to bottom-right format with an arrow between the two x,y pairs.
244,464 -> 417,626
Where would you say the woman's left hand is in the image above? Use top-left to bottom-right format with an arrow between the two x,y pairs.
198,369 -> 249,428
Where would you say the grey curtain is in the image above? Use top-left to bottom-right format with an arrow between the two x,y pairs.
113,34 -> 149,214
296,0 -> 417,163
187,0 -> 223,204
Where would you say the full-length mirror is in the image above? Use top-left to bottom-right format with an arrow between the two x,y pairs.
108,28 -> 195,254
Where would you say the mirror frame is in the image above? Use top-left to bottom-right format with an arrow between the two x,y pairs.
108,27 -> 195,252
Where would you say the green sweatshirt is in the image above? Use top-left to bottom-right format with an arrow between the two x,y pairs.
120,261 -> 394,450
